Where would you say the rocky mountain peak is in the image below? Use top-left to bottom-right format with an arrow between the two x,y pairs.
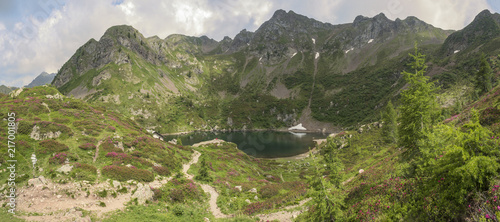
373,13 -> 389,22
26,72 -> 56,88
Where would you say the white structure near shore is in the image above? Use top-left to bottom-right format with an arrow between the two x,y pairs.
288,123 -> 307,131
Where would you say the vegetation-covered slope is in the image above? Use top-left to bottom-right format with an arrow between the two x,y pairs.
51,9 -> 454,132
0,86 -> 192,187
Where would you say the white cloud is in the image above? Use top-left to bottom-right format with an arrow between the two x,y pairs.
0,0 -> 496,87
326,0 -> 492,30
120,1 -> 135,16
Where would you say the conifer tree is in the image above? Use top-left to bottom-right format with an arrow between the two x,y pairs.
476,53 -> 492,95
195,155 -> 212,182
307,139 -> 345,221
398,43 -> 438,155
381,100 -> 398,143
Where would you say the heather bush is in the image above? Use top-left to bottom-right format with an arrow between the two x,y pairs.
259,183 -> 280,198
73,120 -> 105,136
153,165 -> 170,176
17,120 -> 33,135
161,178 -> 205,203
78,143 -> 96,150
100,137 -> 122,153
49,152 -> 68,164
480,107 -> 500,125
102,165 -> 154,182
39,139 -> 69,155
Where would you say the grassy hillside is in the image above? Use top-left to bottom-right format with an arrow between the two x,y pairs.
0,86 -> 192,187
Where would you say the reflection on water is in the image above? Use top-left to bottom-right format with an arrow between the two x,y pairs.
289,132 -> 307,138
163,131 -> 327,158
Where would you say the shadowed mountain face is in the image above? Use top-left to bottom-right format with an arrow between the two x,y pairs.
51,9 -> 500,133
25,72 -> 56,88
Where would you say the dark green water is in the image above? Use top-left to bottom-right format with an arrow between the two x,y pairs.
163,131 -> 327,158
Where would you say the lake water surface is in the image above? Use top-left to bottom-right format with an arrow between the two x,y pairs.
163,131 -> 327,158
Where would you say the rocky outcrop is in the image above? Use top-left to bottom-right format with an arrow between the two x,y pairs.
56,164 -> 73,174
28,176 -> 48,187
30,125 -> 61,140
131,183 -> 154,205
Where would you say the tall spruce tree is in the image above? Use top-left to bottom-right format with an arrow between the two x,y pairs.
398,43 -> 438,155
381,100 -> 398,143
475,53 -> 492,95
307,139 -> 345,221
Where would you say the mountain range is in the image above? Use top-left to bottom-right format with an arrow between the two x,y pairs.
51,9 -> 500,133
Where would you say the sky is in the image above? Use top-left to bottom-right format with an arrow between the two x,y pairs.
0,0 -> 498,87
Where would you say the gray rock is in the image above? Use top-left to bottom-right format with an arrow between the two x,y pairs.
30,125 -> 62,140
254,195 -> 258,200
131,183 -> 154,205
245,199 -> 251,204
248,188 -> 257,193
234,186 -> 242,192
112,180 -> 121,188
56,164 -> 73,174
28,176 -> 48,187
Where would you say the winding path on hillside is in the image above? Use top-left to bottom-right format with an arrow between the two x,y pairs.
93,139 -> 104,163
185,150 -> 230,218
186,140 -> 320,221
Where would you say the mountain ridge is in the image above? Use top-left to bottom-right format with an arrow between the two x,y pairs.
51,9 -> 497,133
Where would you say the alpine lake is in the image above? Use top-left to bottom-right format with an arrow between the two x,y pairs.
163,131 -> 328,158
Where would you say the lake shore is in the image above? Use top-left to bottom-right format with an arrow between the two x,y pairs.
264,139 -> 327,160
161,128 -> 335,137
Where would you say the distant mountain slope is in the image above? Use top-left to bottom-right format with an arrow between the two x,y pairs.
0,85 -> 18,94
25,72 -> 56,88
51,9 -> 500,132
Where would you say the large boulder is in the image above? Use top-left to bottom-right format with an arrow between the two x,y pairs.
132,183 -> 154,205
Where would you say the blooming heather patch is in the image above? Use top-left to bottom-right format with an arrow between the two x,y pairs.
153,165 -> 171,176
39,139 -> 69,154
49,152 -> 68,164
101,165 -> 154,182
161,178 -> 205,203
78,143 -> 96,150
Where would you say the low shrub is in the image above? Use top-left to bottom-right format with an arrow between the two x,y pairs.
78,143 -> 96,150
17,121 -> 33,135
101,137 -> 122,153
97,189 -> 108,198
39,139 -> 69,155
49,152 -> 68,164
153,166 -> 170,176
102,165 -> 154,182
161,178 -> 205,203
259,183 -> 280,198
